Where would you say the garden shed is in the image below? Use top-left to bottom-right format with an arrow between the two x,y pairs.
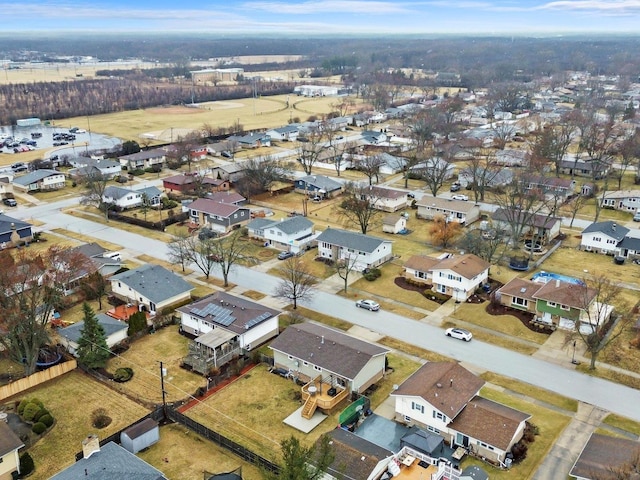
120,418 -> 159,454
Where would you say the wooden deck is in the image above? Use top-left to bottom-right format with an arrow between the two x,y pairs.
301,376 -> 350,419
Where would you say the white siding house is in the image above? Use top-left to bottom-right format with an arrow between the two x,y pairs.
580,221 -> 629,254
247,216 -> 315,253
316,228 -> 393,271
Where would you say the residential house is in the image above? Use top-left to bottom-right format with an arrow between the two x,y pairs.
211,162 -> 248,183
316,228 -> 393,270
600,189 -> 640,212
270,322 -> 389,418
110,264 -> 194,315
382,214 -> 407,234
495,149 -> 529,167
457,167 -> 513,189
188,198 -> 251,233
402,255 -> 442,286
206,191 -> 246,205
392,362 -> 530,466
162,174 -> 230,194
12,169 -> 66,192
0,176 -> 14,201
50,437 -> 168,480
229,132 -> 271,149
494,277 -> 542,315
317,428 -> 393,480
68,157 -> 121,179
119,148 -> 166,170
415,197 -> 481,225
247,216 -> 315,253
179,291 -> 280,373
70,242 -> 122,277
425,254 -> 490,301
359,186 -> 409,212
0,214 -> 33,248
361,131 -> 388,145
491,208 -> 562,244
409,157 -> 456,180
377,152 -> 408,175
570,433 -> 640,480
521,175 -> 576,201
559,158 -> 610,179
580,221 -> 629,255
295,175 -> 343,198
266,125 -> 300,142
103,185 -> 162,209
57,314 -> 128,356
0,421 -> 24,480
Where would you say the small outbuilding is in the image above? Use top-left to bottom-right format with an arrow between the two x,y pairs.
120,418 -> 160,454
382,214 -> 407,234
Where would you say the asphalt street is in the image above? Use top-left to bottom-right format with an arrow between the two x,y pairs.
13,198 -> 640,424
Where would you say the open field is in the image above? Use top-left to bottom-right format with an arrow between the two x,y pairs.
105,325 -> 205,404
469,387 -> 572,480
138,423 -> 264,480
5,370 -> 150,480
186,356 -> 419,463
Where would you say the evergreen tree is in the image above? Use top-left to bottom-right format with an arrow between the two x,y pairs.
76,303 -> 110,369
127,311 -> 148,336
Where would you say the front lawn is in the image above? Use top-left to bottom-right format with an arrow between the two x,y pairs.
602,413 -> 640,437
106,325 -> 205,404
466,387 -> 572,480
6,371 -> 150,480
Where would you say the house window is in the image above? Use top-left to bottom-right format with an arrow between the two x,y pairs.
411,401 -> 424,414
233,214 -> 238,219
433,411 -> 446,421
426,426 -> 440,434
547,302 -> 557,308
404,415 -> 411,423
593,237 -> 601,242
560,304 -> 570,311
314,365 -> 322,372
118,282 -> 121,288
512,297 -> 528,307
415,271 -> 427,279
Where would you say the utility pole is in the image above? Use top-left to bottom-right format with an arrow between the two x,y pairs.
159,361 -> 167,418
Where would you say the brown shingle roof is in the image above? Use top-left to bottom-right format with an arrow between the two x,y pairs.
404,255 -> 441,273
366,186 -> 407,200
0,421 -> 24,457
570,433 -> 640,480
188,198 -> 247,217
383,214 -> 403,226
448,397 -> 530,451
496,278 -> 544,301
319,429 -> 393,480
393,362 -> 485,419
430,254 -> 491,280
533,280 -> 597,310
269,322 -> 388,380
123,418 -> 158,440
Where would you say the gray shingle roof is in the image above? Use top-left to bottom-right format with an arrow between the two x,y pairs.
246,218 -> 273,230
58,314 -> 128,344
104,185 -> 136,200
0,214 -> 32,236
250,216 -> 313,235
582,221 -> 629,241
0,421 -> 24,457
269,322 -> 388,380
298,175 -> 342,192
137,186 -> 162,198
316,228 -> 389,254
110,264 -> 193,304
618,235 -> 640,251
49,441 -> 167,480
13,169 -> 63,186
119,148 -> 166,161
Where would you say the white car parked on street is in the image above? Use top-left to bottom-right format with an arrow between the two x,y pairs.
445,327 -> 473,341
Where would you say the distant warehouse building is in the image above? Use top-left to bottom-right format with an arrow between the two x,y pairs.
190,68 -> 244,84
294,85 -> 339,97
16,117 -> 41,127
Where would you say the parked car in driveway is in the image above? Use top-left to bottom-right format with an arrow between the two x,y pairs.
634,210 -> 640,222
3,198 -> 17,207
277,251 -> 295,260
450,183 -> 461,192
445,327 -> 473,341
355,299 -> 380,311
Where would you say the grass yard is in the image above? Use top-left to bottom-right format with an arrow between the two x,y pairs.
347,263 -> 440,313
7,371 -> 150,480
29,183 -> 77,202
451,303 -> 549,345
268,250 -> 334,280
576,362 -> 640,390
602,413 -> 640,437
136,253 -> 193,275
291,306 -> 354,331
469,387 -> 572,480
598,321 -> 640,374
378,337 -> 453,363
0,357 -> 25,379
368,353 -> 421,409
138,423 -> 263,480
49,228 -> 123,252
242,290 -> 267,301
480,372 -> 578,412
106,325 -> 205,404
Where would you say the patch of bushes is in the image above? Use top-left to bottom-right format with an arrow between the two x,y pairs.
32,422 -> 47,434
22,403 -> 42,422
34,408 -> 49,421
363,268 -> 381,281
113,367 -> 134,382
39,414 -> 54,428
19,452 -> 35,477
129,168 -> 145,176
91,408 -> 112,429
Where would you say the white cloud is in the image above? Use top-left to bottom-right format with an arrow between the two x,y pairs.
241,0 -> 411,15
536,0 -> 640,13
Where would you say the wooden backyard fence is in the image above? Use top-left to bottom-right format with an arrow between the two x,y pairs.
0,359 -> 77,401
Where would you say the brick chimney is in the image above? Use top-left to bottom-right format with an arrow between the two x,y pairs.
82,434 -> 100,459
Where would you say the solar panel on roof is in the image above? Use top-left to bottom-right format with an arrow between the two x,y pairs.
191,303 -> 236,326
245,312 -> 272,329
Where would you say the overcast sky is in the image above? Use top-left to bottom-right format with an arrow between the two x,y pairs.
3,0 -> 640,34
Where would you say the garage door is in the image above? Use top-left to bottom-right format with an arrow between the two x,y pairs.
559,317 -> 575,330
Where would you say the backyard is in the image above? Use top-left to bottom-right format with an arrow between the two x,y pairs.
4,371 -> 150,480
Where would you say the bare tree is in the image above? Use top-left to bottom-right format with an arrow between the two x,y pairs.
80,271 -> 109,311
420,157 -> 452,197
352,154 -> 384,185
183,234 -> 220,280
274,257 -> 317,309
210,229 -> 253,287
568,274 -> 634,371
167,231 -> 193,272
618,129 -> 640,187
491,120 -> 517,150
336,182 -> 381,234
463,147 -> 499,203
528,118 -> 574,177
561,193 -> 590,229
80,170 -> 111,221
456,228 -> 507,264
0,246 -> 91,375
298,126 -> 327,175
333,253 -> 360,294
235,157 -> 292,200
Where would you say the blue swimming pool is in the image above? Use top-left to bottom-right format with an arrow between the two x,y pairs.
531,271 -> 585,286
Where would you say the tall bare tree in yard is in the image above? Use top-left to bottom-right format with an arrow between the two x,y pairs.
568,274 -> 634,371
209,229 -> 254,287
274,257 -> 317,309
429,215 -> 463,248
618,129 -> 640,187
464,146 -> 499,203
529,118 -> 574,177
353,154 -> 384,185
167,231 -> 193,272
421,157 -> 452,197
337,182 -> 381,234
333,253 -> 360,294
182,234 -> 220,280
80,271 -> 109,311
560,193 -> 590,229
234,157 -> 292,200
298,126 -> 327,175
80,170 -> 111,221
0,246 -> 91,375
